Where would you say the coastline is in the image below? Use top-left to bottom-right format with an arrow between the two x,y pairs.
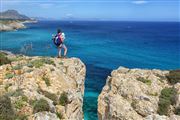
0,19 -> 38,31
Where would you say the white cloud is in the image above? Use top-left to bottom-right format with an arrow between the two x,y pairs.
132,0 -> 148,5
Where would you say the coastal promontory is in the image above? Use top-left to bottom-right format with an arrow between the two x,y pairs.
0,52 -> 86,120
0,10 -> 37,31
98,67 -> 180,120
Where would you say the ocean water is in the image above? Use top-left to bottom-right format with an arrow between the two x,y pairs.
0,21 -> 180,120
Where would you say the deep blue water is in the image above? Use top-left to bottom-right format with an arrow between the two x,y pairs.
0,21 -> 180,120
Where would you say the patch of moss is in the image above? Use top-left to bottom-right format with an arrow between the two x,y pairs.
59,92 -> 68,106
166,70 -> 180,85
56,112 -> 63,119
0,52 -> 11,65
5,73 -> 15,79
42,76 -> 51,86
157,87 -> 177,115
136,77 -> 152,85
33,98 -> 50,113
0,95 -> 15,120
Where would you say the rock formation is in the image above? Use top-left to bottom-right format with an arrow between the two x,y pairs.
0,52 -> 86,120
98,67 -> 180,120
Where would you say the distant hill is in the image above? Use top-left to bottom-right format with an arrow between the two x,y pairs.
0,10 -> 30,20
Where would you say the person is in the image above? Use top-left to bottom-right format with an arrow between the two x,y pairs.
53,29 -> 67,58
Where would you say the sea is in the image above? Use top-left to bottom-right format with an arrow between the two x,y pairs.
0,21 -> 180,120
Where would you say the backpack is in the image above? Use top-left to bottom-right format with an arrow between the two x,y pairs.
52,34 -> 62,47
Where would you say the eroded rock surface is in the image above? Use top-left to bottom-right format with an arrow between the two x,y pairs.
98,67 -> 180,120
0,52 -> 86,120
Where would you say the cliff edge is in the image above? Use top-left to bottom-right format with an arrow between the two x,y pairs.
98,67 -> 180,120
0,52 -> 86,120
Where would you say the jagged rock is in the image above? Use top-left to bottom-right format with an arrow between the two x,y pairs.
0,53 -> 86,120
98,67 -> 180,120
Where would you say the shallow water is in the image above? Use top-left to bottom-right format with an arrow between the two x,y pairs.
0,21 -> 180,120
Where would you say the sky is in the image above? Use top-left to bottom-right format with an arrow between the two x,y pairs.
0,0 -> 180,21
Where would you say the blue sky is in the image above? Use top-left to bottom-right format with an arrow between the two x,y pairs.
1,0 -> 180,21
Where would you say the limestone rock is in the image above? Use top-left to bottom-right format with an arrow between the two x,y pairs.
98,67 -> 180,120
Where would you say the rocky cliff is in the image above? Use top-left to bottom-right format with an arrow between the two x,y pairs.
0,52 -> 86,120
98,67 -> 180,120
0,20 -> 26,31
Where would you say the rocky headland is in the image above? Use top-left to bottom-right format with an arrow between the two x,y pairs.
0,10 -> 37,31
98,67 -> 180,120
0,52 -> 86,120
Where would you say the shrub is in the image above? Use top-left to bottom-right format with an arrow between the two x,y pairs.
5,73 -> 14,79
56,112 -> 63,119
0,95 -> 15,120
12,64 -> 22,70
40,90 -> 58,105
59,92 -> 68,106
4,83 -> 12,92
0,52 -> 11,65
42,76 -> 51,86
157,87 -> 177,115
166,70 -> 180,85
14,99 -> 25,109
33,99 -> 50,113
175,107 -> 180,115
30,58 -> 55,68
15,114 -> 28,120
136,77 -> 152,85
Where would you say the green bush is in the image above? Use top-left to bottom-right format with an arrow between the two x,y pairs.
5,73 -> 14,79
0,52 -> 11,66
0,95 -> 15,120
136,77 -> 152,85
12,64 -> 22,70
4,83 -> 12,92
166,70 -> 180,85
33,99 -> 50,113
175,107 -> 180,115
14,98 -> 26,109
40,90 -> 58,105
157,87 -> 177,115
42,76 -> 51,86
59,92 -> 68,106
56,112 -> 63,119
15,114 -> 28,120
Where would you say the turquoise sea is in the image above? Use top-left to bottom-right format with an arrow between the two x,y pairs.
0,21 -> 180,120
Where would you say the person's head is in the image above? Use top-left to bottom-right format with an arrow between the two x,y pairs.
57,29 -> 62,34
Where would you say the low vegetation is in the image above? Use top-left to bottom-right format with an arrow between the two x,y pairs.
33,98 -> 50,113
42,76 -> 51,86
0,95 -> 15,120
166,70 -> 180,85
136,77 -> 152,85
59,92 -> 68,106
5,73 -> 15,79
12,64 -> 22,70
56,112 -> 63,119
175,107 -> 180,115
0,52 -> 11,65
29,58 -> 55,68
39,90 -> 58,105
157,87 -> 177,115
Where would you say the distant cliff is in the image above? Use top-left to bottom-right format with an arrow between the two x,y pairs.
0,10 -> 30,20
0,10 -> 37,31
0,52 -> 86,120
98,67 -> 180,120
